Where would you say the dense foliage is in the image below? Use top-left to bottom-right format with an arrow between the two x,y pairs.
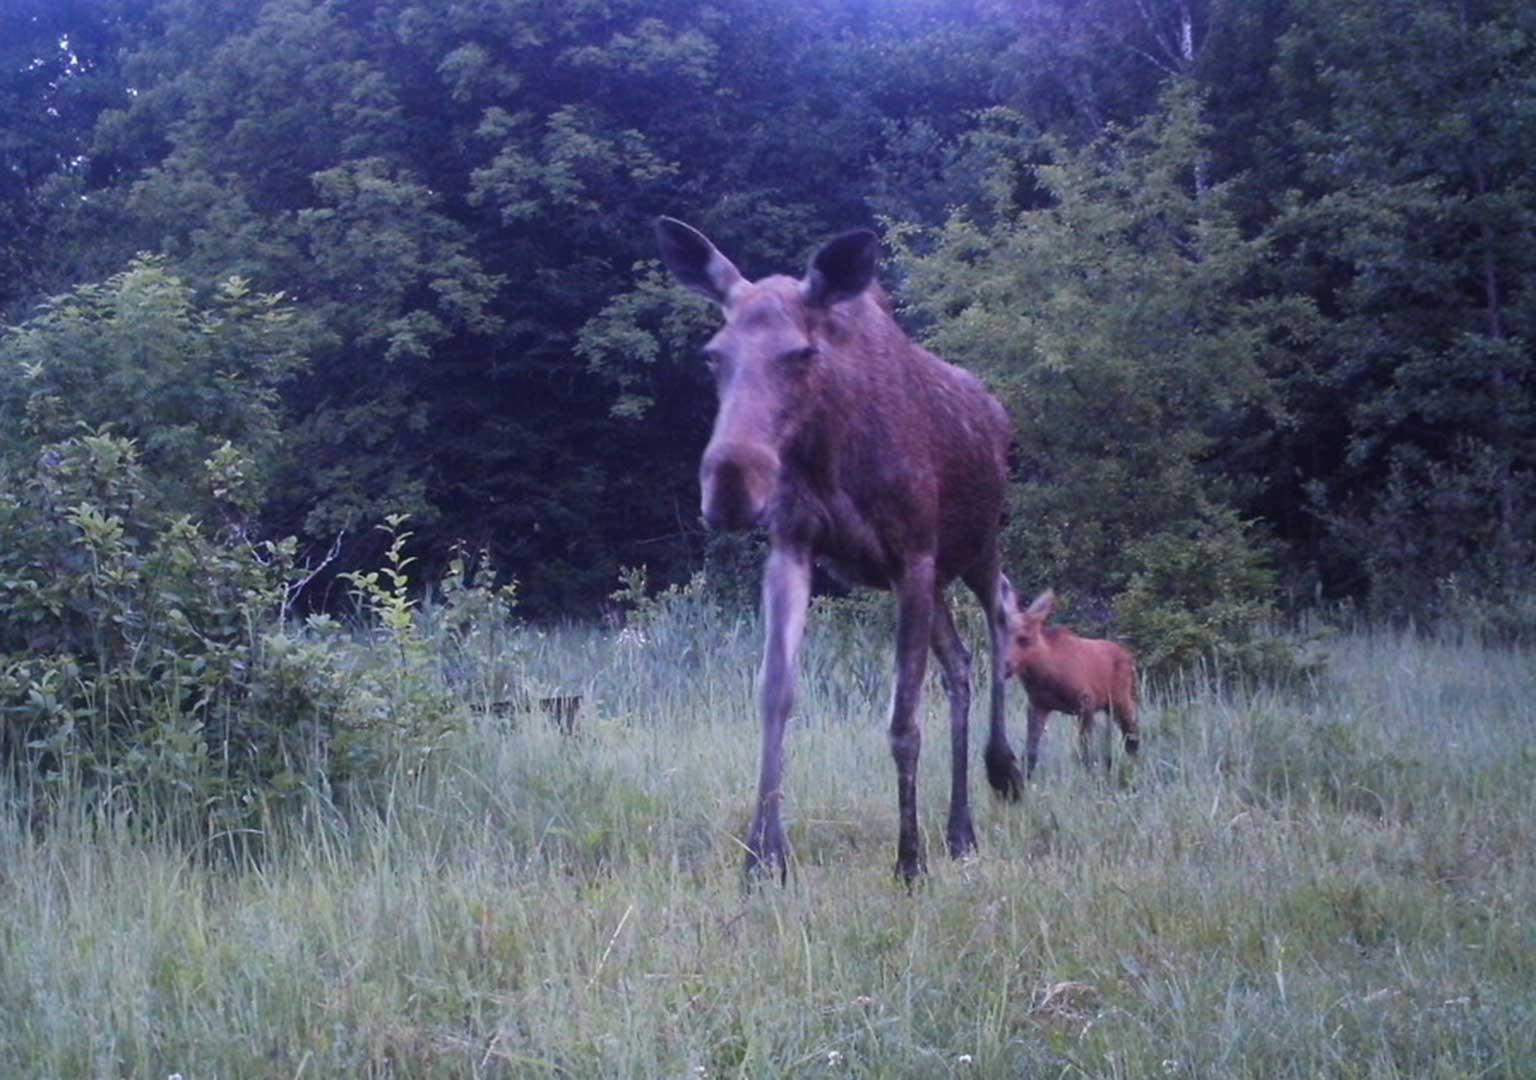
0,263 -> 518,829
4,0 -> 1534,640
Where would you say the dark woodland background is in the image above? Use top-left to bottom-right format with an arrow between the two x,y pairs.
3,0 -> 1533,637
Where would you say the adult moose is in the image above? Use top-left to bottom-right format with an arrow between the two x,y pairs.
655,217 -> 1023,883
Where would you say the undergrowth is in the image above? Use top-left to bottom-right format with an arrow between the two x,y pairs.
1,584 -> 1532,1078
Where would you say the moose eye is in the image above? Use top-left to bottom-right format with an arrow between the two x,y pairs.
781,346 -> 817,367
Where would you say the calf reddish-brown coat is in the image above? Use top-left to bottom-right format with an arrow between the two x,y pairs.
655,217 -> 1022,883
1000,582 -> 1140,775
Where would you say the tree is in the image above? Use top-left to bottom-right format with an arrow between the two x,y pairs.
0,0 -> 142,318
1273,0 -> 1536,621
899,84 -> 1309,669
0,255 -> 308,521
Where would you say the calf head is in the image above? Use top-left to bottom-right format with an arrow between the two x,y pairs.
655,216 -> 879,532
1000,581 -> 1055,679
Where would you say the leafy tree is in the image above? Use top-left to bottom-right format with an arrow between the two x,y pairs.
0,0 -> 143,317
0,255 -> 308,521
35,0 -> 1025,612
1273,0 -> 1536,621
899,84 -> 1310,669
9,0 -> 1525,633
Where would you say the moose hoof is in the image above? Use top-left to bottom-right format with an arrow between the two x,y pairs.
947,822 -> 978,860
893,855 -> 927,889
742,838 -> 788,888
985,749 -> 1025,802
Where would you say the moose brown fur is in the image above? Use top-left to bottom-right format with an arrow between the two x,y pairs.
1000,581 -> 1140,776
655,216 -> 1022,883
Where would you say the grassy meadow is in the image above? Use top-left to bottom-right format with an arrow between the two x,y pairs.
1,596 -> 1533,1078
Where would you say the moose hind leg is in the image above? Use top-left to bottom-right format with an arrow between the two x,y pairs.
1112,704 -> 1140,789
972,566 -> 1022,800
1117,705 -> 1141,759
931,595 -> 977,859
1076,711 -> 1100,771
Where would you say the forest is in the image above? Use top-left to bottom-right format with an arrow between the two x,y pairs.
3,3 -> 1536,1076
3,0 -> 1533,632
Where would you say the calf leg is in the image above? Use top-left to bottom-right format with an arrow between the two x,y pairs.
1115,703 -> 1140,760
930,595 -> 976,859
891,556 -> 937,883
745,543 -> 811,885
1024,704 -> 1050,778
1115,656 -> 1140,760
1076,711 -> 1103,771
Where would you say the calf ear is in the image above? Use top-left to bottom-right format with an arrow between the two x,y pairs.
1026,589 -> 1055,620
804,229 -> 879,308
997,574 -> 1019,616
655,217 -> 744,306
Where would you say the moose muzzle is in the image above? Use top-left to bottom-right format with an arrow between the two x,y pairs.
699,441 -> 779,532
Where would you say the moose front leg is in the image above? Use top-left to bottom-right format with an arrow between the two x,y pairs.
890,557 -> 936,883
745,543 -> 812,884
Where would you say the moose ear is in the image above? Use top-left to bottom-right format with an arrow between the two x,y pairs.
803,229 -> 879,308
655,216 -> 745,306
1025,589 -> 1055,620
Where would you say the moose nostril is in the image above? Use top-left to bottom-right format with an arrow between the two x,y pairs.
701,489 -> 754,531
700,442 -> 777,532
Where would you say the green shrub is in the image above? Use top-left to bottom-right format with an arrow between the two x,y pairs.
1113,508 -> 1316,682
1314,441 -> 1536,642
0,431 -> 307,828
0,445 -> 510,836
0,262 -> 517,836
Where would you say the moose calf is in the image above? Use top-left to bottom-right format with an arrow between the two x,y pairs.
1000,580 -> 1140,777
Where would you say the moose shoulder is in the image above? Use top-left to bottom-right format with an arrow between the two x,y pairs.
655,216 -> 1022,883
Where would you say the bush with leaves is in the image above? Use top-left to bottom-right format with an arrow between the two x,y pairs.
1111,508 -> 1319,682
0,435 -> 522,834
0,431 -> 308,826
0,255 -> 309,521
0,262 -> 525,835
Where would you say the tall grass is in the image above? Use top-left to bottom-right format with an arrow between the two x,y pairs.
2,599 -> 1533,1078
